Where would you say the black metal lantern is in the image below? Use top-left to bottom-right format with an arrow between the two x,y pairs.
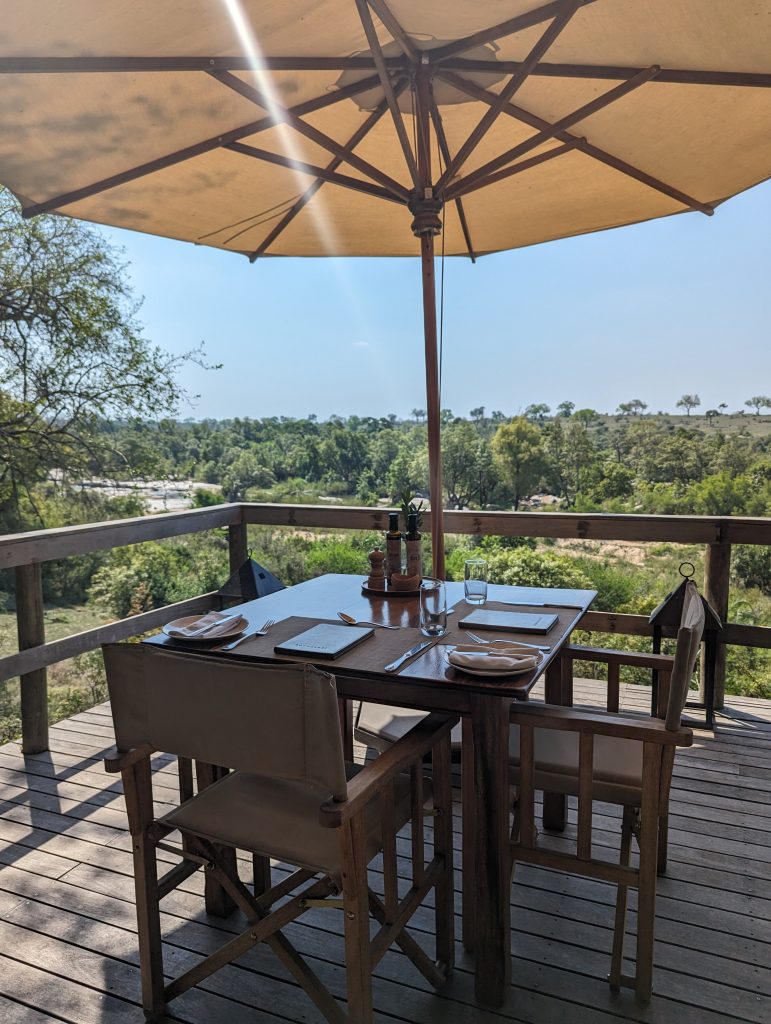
218,556 -> 285,605
648,562 -> 722,728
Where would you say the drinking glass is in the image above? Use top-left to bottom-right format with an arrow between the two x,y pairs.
420,578 -> 447,637
464,559 -> 488,605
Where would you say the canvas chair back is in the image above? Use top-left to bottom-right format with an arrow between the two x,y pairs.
103,643 -> 348,801
664,580 -> 705,731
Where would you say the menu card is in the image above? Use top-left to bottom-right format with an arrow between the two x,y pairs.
274,623 -> 375,660
458,609 -> 558,634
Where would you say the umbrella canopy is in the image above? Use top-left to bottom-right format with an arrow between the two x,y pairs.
2,1 -> 771,574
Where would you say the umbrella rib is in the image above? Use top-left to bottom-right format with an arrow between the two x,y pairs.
0,55 -> 391,74
355,0 -> 420,188
437,68 -> 715,216
435,0 -> 581,192
209,68 -> 411,201
21,70 -> 389,218
446,139 -> 586,202
366,0 -> 421,64
440,59 -> 771,89
429,0 -> 598,63
428,91 -> 476,262
249,94 -> 395,259
3,56 -> 767,89
225,142 -> 401,204
444,66 -> 659,198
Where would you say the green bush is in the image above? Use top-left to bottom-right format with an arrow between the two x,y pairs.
306,540 -> 368,577
89,540 -> 227,617
485,548 -> 592,590
733,546 -> 771,596
571,557 -> 649,613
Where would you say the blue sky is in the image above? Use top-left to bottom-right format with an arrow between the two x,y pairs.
100,178 -> 771,422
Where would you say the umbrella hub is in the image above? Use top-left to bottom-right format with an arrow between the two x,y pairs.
408,191 -> 443,237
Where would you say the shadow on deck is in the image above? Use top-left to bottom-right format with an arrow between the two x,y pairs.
0,679 -> 769,1024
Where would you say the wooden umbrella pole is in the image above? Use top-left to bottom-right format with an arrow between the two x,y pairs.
419,230 -> 445,579
412,68 -> 445,579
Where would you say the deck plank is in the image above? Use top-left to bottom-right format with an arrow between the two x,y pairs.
0,681 -> 769,1023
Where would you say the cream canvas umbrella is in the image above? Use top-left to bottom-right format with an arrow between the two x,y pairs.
2,1 -> 771,577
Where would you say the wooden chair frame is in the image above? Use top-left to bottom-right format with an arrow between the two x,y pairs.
105,710 -> 457,1024
510,702 -> 691,1002
511,585 -> 703,1003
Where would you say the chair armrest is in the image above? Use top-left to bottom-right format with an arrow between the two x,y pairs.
319,712 -> 457,826
510,703 -> 692,747
563,644 -> 675,672
104,743 -> 155,773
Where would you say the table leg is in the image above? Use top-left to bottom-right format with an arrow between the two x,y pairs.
461,716 -> 476,953
338,697 -> 353,760
470,694 -> 511,1005
543,658 -> 567,832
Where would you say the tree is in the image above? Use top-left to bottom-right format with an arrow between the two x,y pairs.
676,394 -> 701,416
491,417 -> 545,510
220,451 -> 274,501
745,396 -> 771,416
0,188 -> 202,526
556,400 -> 575,418
573,408 -> 599,426
705,409 -> 720,426
469,406 -> 486,425
411,408 -> 426,423
616,400 -> 647,416
524,402 -> 550,422
441,420 -> 479,507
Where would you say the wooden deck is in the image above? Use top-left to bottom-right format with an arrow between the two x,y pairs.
0,680 -> 769,1024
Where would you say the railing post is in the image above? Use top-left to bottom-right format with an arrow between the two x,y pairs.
227,513 -> 248,575
703,540 -> 731,710
15,563 -> 49,753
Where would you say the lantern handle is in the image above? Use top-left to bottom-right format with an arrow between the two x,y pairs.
679,561 -> 695,579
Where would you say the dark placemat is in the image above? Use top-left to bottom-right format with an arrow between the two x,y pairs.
399,641 -> 542,693
442,601 -> 580,648
217,615 -> 427,675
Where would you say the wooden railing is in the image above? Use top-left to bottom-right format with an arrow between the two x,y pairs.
2,502 -> 770,753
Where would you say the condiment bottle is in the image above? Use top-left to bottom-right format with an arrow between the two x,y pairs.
386,512 -> 402,584
405,512 -> 422,579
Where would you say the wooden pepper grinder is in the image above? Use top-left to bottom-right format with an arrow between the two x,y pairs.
367,547 -> 386,590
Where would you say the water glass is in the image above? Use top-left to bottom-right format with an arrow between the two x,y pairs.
464,559 -> 488,605
420,578 -> 447,637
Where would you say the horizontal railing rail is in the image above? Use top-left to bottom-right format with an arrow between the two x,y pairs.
1,501 -> 769,752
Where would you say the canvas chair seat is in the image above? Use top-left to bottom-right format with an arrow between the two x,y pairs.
356,702 -> 462,752
508,725 -> 643,806
161,761 -> 419,879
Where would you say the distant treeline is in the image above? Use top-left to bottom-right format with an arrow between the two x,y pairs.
90,406 -> 771,518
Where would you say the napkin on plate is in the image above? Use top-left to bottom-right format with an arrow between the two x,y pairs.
448,642 -> 540,673
165,611 -> 241,639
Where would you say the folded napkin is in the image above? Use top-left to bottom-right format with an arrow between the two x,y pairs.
165,611 -> 241,639
449,642 -> 540,674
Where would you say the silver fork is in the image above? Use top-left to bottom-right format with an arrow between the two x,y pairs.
464,630 -> 550,652
219,619 -> 275,651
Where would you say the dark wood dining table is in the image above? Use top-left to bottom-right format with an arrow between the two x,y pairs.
148,573 -> 596,1007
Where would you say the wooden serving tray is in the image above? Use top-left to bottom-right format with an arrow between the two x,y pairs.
361,582 -> 420,597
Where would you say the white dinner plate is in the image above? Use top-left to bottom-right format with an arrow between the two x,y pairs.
162,615 -> 248,642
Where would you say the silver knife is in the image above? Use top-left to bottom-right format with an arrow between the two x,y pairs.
384,639 -> 437,673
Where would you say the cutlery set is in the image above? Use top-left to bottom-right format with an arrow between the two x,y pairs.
177,608 -> 552,672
